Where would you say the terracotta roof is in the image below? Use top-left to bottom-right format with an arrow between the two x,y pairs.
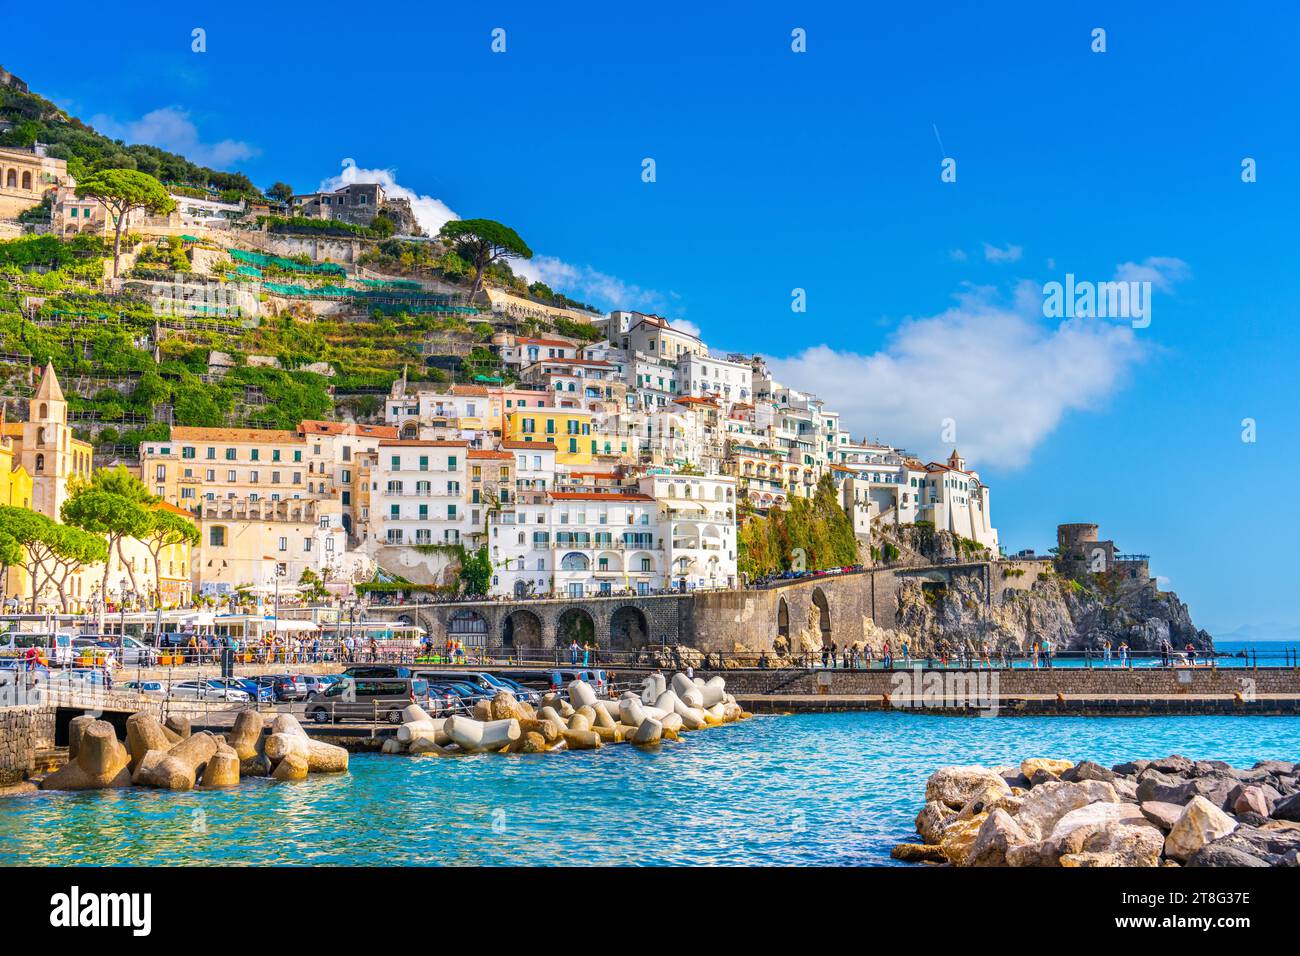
171,426 -> 302,443
449,384 -> 490,397
674,396 -> 719,407
468,449 -> 513,460
378,439 -> 470,447
517,337 -> 578,348
154,501 -> 196,517
549,492 -> 655,502
501,440 -> 557,450
299,420 -> 398,438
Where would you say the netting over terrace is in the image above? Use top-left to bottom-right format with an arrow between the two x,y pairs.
229,249 -> 347,277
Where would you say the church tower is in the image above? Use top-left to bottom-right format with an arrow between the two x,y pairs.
22,362 -> 73,519
947,448 -> 966,473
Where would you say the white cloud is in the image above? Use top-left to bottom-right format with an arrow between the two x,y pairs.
983,242 -> 1023,264
509,253 -> 674,315
318,158 -> 667,313
91,106 -> 258,169
947,248 -> 968,262
1114,256 -> 1191,292
764,281 -> 1148,469
318,159 -> 458,235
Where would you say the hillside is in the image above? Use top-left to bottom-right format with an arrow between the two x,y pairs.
0,67 -> 608,455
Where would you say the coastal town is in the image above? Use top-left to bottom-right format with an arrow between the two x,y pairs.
0,45 -> 1296,895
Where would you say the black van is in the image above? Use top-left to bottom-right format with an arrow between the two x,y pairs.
306,676 -> 430,724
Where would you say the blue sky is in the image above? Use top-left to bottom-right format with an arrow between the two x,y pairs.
7,2 -> 1299,633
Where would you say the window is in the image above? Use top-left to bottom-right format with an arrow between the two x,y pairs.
391,455 -> 401,470
206,447 -> 216,459
181,487 -> 195,500
448,456 -> 457,470
251,449 -> 259,461
278,537 -> 287,552
209,527 -> 226,547
447,505 -> 457,519
182,446 -> 195,460
225,448 -> 236,461
419,455 -> 429,471
227,470 -> 236,482
303,538 -> 313,552
155,465 -> 166,481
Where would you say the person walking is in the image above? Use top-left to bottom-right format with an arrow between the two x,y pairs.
1119,641 -> 1130,667
882,640 -> 892,669
1031,639 -> 1040,669
901,639 -> 910,666
1103,638 -> 1112,666
570,640 -> 580,665
829,641 -> 838,669
1042,637 -> 1053,669
1160,639 -> 1170,667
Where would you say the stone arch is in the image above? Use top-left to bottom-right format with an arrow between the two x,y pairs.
556,606 -> 595,646
21,171 -> 32,191
400,421 -> 418,439
609,605 -> 648,650
501,608 -> 543,650
812,587 -> 832,646
4,169 -> 15,188
560,551 -> 589,571
777,596 -> 789,642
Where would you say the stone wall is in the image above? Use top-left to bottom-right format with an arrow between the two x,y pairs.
0,705 -> 56,786
708,666 -> 1300,697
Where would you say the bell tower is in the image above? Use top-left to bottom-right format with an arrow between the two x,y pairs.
22,362 -> 72,518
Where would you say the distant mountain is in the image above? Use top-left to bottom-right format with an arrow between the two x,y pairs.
1212,623 -> 1300,642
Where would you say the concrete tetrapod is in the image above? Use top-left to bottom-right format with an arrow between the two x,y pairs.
228,709 -> 271,776
201,750 -> 241,788
67,714 -> 97,760
135,732 -> 219,791
40,720 -> 132,791
444,715 -> 521,753
125,713 -> 172,773
632,717 -> 663,746
568,679 -> 597,709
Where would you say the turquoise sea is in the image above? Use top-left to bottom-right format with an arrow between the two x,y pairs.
2,711 -> 1297,866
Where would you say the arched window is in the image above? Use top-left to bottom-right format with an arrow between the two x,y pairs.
20,171 -> 32,191
4,170 -> 15,188
34,453 -> 44,472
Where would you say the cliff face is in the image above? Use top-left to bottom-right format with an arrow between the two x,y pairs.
893,571 -> 1213,655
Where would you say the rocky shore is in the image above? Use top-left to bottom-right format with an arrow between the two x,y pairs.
895,755 -> 1300,867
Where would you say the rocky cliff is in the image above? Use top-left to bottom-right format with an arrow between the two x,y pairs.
894,568 -> 1213,656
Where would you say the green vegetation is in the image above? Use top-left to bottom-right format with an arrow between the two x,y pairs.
438,219 -> 533,298
737,475 -> 858,579
0,84 -> 257,195
75,169 -> 176,277
257,215 -> 393,239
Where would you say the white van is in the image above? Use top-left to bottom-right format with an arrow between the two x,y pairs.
0,631 -> 77,666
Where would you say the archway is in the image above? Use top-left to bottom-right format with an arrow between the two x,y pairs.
556,606 -> 595,647
501,609 -> 542,650
447,608 -> 488,647
812,587 -> 832,646
609,605 -> 648,650
777,596 -> 789,643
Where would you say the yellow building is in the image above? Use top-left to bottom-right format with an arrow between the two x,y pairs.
0,426 -> 35,604
1,364 -> 94,519
503,408 -> 596,466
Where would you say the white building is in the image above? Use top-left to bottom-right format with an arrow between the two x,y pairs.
370,440 -> 469,547
638,473 -> 737,590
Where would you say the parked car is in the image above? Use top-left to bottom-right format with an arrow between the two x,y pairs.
424,680 -> 492,715
0,631 -> 77,666
300,675 -> 337,697
548,668 -> 608,695
491,669 -> 557,691
413,670 -> 539,705
254,674 -> 308,702
226,678 -> 274,703
342,664 -> 414,679
170,679 -> 250,702
71,636 -> 158,667
122,680 -> 167,697
305,677 -> 431,724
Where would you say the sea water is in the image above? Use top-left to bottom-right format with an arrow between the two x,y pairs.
1,712 -> 1295,866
